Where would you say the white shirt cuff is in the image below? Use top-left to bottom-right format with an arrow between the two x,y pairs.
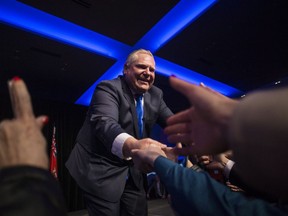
223,160 -> 235,179
111,133 -> 133,160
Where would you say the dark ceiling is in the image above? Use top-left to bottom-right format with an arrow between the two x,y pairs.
1,0 -> 288,113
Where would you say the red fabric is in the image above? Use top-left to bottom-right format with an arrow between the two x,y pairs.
49,126 -> 58,179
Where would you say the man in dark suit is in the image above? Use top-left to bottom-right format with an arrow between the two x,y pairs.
66,49 -> 173,215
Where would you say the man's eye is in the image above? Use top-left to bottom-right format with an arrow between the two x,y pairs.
135,64 -> 155,72
136,64 -> 147,69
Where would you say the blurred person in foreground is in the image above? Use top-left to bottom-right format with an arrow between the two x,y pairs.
131,76 -> 288,215
0,77 -> 66,216
165,76 -> 288,203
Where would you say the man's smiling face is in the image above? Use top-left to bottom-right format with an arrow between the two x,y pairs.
124,53 -> 155,94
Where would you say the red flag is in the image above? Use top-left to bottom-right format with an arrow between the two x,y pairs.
50,125 -> 58,179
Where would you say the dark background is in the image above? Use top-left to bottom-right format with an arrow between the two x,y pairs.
1,0 -> 288,211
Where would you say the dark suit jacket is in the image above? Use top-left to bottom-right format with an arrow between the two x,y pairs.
154,156 -> 288,216
0,166 -> 67,216
66,76 -> 173,202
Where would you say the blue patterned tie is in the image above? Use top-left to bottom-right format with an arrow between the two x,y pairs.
136,95 -> 143,138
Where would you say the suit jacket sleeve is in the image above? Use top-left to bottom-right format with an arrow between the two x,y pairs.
228,87 -> 288,202
88,79 -> 128,152
0,166 -> 67,216
154,156 -> 288,216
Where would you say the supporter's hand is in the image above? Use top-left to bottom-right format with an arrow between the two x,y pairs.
123,137 -> 166,158
0,77 -> 49,169
226,181 -> 244,192
165,76 -> 239,156
131,144 -> 166,173
162,142 -> 182,162
197,155 -> 212,166
132,142 -> 183,173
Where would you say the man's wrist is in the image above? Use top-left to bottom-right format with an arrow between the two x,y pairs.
112,133 -> 133,159
123,137 -> 138,158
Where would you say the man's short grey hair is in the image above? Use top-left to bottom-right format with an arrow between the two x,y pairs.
124,49 -> 154,70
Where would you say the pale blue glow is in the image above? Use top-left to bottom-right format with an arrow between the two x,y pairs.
0,0 -> 243,107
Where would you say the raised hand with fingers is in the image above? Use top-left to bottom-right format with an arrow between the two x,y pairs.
0,77 -> 49,169
165,76 -> 239,156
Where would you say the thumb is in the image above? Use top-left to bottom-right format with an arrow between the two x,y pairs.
169,76 -> 214,109
169,76 -> 197,101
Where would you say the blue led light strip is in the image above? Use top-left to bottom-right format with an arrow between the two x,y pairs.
0,0 -> 131,59
134,0 -> 218,52
0,0 -> 243,106
155,57 -> 240,95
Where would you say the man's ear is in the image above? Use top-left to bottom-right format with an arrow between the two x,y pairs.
123,64 -> 128,75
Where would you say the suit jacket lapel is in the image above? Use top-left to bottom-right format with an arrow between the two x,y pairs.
143,92 -> 152,138
121,78 -> 141,138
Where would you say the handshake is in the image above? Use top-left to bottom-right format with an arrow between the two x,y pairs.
131,141 -> 181,173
